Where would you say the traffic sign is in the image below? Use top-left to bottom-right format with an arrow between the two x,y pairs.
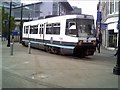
96,11 -> 102,22
101,23 -> 108,30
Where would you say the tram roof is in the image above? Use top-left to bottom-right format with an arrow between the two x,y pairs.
23,14 -> 94,26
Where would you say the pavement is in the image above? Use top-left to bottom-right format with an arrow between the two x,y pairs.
1,40 -> 120,89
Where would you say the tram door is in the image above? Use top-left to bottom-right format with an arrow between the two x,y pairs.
39,24 -> 44,49
108,30 -> 117,48
39,24 -> 44,42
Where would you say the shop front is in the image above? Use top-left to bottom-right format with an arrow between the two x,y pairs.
103,16 -> 118,49
108,29 -> 117,48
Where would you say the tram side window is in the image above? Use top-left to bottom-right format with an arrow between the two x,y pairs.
46,24 -> 52,34
65,22 -> 77,36
25,26 -> 29,34
65,22 -> 68,35
33,25 -> 38,34
30,26 -> 33,34
30,25 -> 38,34
53,23 -> 60,35
24,26 -> 29,34
24,26 -> 26,34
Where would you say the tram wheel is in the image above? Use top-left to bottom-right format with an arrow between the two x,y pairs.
73,47 -> 79,56
73,47 -> 85,57
45,46 -> 49,52
54,47 -> 60,54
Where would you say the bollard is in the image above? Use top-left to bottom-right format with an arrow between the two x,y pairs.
28,42 -> 31,54
10,42 -> 13,55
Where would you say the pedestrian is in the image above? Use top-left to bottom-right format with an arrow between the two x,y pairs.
98,31 -> 102,44
96,31 -> 102,53
96,37 -> 100,53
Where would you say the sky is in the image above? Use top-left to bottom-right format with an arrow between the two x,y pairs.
68,0 -> 98,21
21,0 -> 98,21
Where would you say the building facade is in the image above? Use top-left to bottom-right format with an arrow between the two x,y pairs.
1,1 -> 82,38
70,6 -> 82,15
1,1 -> 21,13
10,1 -> 73,36
0,1 -> 21,35
99,0 -> 119,49
14,1 -> 73,21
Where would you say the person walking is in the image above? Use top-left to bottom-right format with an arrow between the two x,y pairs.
96,37 -> 100,53
96,31 -> 102,53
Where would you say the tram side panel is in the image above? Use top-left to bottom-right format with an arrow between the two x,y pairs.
22,15 -> 96,56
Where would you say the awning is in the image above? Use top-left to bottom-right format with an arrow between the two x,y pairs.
108,22 -> 118,33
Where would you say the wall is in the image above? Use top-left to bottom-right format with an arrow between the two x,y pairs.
100,0 -> 119,48
40,2 -> 53,17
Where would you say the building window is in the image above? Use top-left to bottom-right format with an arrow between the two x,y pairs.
110,2 -> 114,14
115,2 -> 118,12
53,2 -> 58,15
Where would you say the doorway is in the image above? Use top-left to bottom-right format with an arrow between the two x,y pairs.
108,30 -> 117,48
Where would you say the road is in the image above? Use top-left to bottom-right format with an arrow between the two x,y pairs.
1,41 -> 119,88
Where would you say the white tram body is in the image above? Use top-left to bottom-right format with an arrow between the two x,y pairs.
22,14 -> 96,57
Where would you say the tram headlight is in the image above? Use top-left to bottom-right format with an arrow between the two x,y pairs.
78,40 -> 83,45
92,40 -> 96,46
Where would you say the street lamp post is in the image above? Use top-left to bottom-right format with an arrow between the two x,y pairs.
113,1 -> 120,75
7,1 -> 12,47
96,1 -> 102,53
28,13 -> 31,54
20,3 -> 23,43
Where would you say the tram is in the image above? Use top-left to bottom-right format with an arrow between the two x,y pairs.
22,14 -> 96,57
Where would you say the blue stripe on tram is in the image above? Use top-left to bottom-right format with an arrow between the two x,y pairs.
46,43 -> 75,49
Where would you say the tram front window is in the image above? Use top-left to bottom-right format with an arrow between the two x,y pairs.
76,19 -> 95,37
65,19 -> 95,37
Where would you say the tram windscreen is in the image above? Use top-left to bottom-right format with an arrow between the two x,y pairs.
76,19 -> 95,37
65,19 -> 95,37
